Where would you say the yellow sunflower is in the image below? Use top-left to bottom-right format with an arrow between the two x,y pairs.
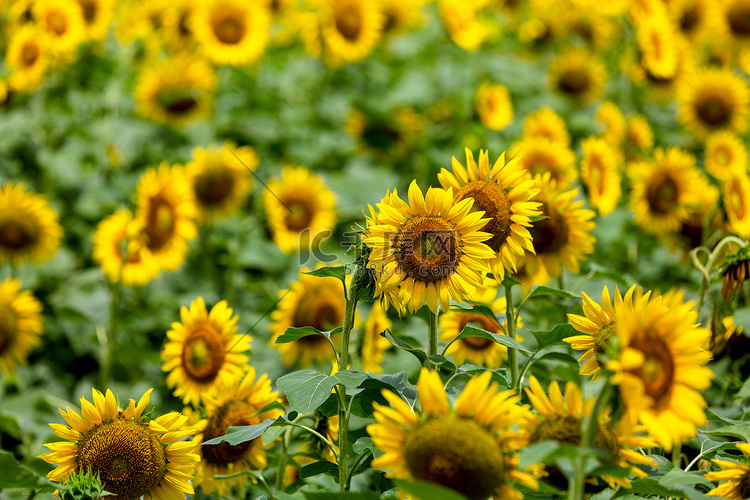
475,82 -> 514,131
523,376 -> 657,489
269,268 -> 351,368
162,0 -> 199,53
0,182 -> 63,266
723,172 -> 750,238
705,443 -> 750,500
134,163 -> 198,272
360,301 -> 393,374
714,0 -> 750,49
635,13 -> 678,79
380,0 -> 425,37
38,388 -> 199,499
438,0 -> 493,51
0,278 -> 43,374
580,137 -> 622,216
596,101 -> 626,146
624,114 -> 654,155
186,141 -> 258,222
134,55 -> 218,127
629,147 -> 706,234
440,278 -> 521,368
368,368 -> 538,500
34,0 -> 85,59
264,166 -> 336,254
607,290 -> 714,451
437,148 -> 542,281
193,368 -> 283,496
669,0 -> 712,41
6,0 -> 37,28
318,0 -> 384,66
161,296 -> 251,407
75,0 -> 115,41
92,209 -> 160,286
5,25 -> 49,93
509,139 -> 578,186
548,48 -> 608,105
522,107 -> 571,147
523,173 -> 597,283
677,67 -> 750,139
670,179 -> 720,251
705,131 -> 748,180
192,0 -> 271,66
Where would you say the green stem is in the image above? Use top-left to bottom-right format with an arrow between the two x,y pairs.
337,386 -> 349,492
672,443 -> 682,468
99,282 -> 121,389
428,308 -> 439,359
504,281 -> 519,390
339,263 -> 361,371
275,426 -> 292,492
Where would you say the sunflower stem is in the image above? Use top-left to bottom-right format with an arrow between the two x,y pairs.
336,386 -> 349,491
672,442 -> 682,468
428,307 -> 439,362
275,426 -> 292,492
504,281 -> 519,389
569,381 -> 612,500
99,281 -> 121,390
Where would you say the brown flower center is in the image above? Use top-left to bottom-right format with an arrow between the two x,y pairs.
593,321 -> 615,355
0,218 -> 37,251
202,400 -> 260,465
21,42 -> 39,67
628,336 -> 675,405
293,294 -> 343,333
395,216 -> 460,284
696,94 -> 732,127
181,328 -> 226,383
455,181 -> 512,252
46,11 -> 68,36
80,0 -> 97,23
144,195 -> 175,251
728,179 -> 748,220
529,203 -> 569,255
334,0 -> 362,41
646,171 -> 680,214
728,1 -> 750,36
284,199 -> 314,231
558,69 -> 591,97
679,3 -> 701,33
194,168 -> 235,206
157,89 -> 200,116
737,470 -> 750,499
457,314 -> 501,350
529,415 -> 620,460
213,12 -> 246,44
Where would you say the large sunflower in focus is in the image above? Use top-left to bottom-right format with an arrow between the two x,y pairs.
368,368 -> 538,500
437,148 -> 542,281
161,297 -> 251,406
548,49 -> 607,105
608,290 -> 713,450
509,140 -> 578,187
580,137 -> 621,216
39,388 -> 199,499
705,443 -> 750,500
319,0 -> 384,66
0,279 -> 43,373
5,25 -> 49,93
192,0 -> 271,66
0,182 -> 63,266
677,67 -> 750,139
193,369 -> 283,496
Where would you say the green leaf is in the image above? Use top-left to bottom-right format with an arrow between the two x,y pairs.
500,275 -> 521,288
202,417 -> 283,446
518,285 -> 580,313
277,370 -> 338,414
448,300 -> 502,324
305,266 -> 347,287
705,409 -> 746,426
298,461 -> 339,480
394,479 -> 469,500
381,329 -> 428,364
275,326 -> 343,343
703,425 -> 750,442
330,370 -> 368,388
659,469 -> 714,490
518,440 -> 560,469
444,323 -> 532,354
455,363 -> 509,388
0,450 -> 50,489
352,437 -> 383,458
739,377 -> 750,399
529,323 -> 578,350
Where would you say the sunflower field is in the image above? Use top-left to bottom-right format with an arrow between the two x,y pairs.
2,0 -> 750,499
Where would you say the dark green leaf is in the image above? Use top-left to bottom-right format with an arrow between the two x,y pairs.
0,450 -> 50,489
518,440 -> 560,469
331,370 -> 368,388
394,479 -> 469,500
202,417 -> 282,446
530,323 -> 578,350
275,326 -> 343,343
352,437 -> 383,458
446,323 -> 532,354
455,364 -> 509,388
381,329 -> 428,364
277,370 -> 338,414
703,425 -> 750,442
520,285 -> 580,309
298,461 -> 340,480
448,301 -> 502,324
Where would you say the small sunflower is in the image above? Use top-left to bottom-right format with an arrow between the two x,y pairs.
75,0 -> 115,41
186,141 -> 258,223
134,55 -> 218,127
368,368 -> 538,500
360,301 -> 393,374
548,49 -> 608,105
509,140 -> 578,186
162,0 -> 199,53
580,137 -> 622,216
705,131 -> 748,180
318,0 -> 384,66
522,107 -> 571,146
608,290 -> 714,450
669,0 -> 712,41
677,67 -> 750,139
0,279 -> 43,373
624,114 -> 654,155
523,173 -> 596,283
92,209 -> 160,286
721,246 -> 750,300
0,182 -> 63,266
134,163 -> 198,272
5,25 -> 49,93
437,148 -> 542,281
723,172 -> 750,238
193,369 -> 283,496
161,296 -> 251,407
192,0 -> 271,66
715,0 -> 750,48
438,0 -> 493,51
34,0 -> 85,59
475,82 -> 514,131
635,13 -> 678,79
380,0 -> 425,37
264,166 -> 337,254
705,443 -> 750,500
523,376 -> 657,489
596,101 -> 626,146
38,388 -> 199,499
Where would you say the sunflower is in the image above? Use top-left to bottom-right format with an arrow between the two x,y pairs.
92,209 -> 161,286
705,443 -> 750,500
360,301 -> 393,373
186,141 -> 258,222
522,107 -> 571,147
548,49 -> 608,105
5,25 -> 49,93
607,290 -> 714,450
630,37 -> 694,102
368,368 -> 537,500
523,173 -> 597,283
635,13 -> 678,79
162,0 -> 199,52
34,0 -> 85,59
672,177 -> 719,251
269,268 -> 351,368
677,67 -> 750,139
440,278 -> 521,368
562,5 -> 617,50
721,246 -> 750,299
193,369 -> 283,496
161,297 -> 251,407
6,0 -> 37,27
629,147 -> 706,235
509,139 -> 578,186
38,388 -> 199,499
705,131 -> 748,180
596,101 -> 626,146
0,279 -> 43,373
134,163 -> 198,272
380,0 -> 425,36
134,55 -> 217,127
437,148 -> 542,282
624,114 -> 654,154
318,0 -> 384,66
580,137 -> 622,216
0,182 -> 63,266
75,0 -> 115,41
715,0 -> 750,48
264,166 -> 337,254
475,82 -> 514,131
438,0 -> 493,51
192,0 -> 271,66
669,0 -> 712,41
723,172 -> 750,238
523,376 -> 657,489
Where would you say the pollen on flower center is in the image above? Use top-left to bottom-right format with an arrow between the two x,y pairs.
559,69 -> 590,95
594,321 -> 616,355
395,216 -> 460,283
194,169 -> 235,205
403,414 -> 505,500
738,471 -> 750,499
293,296 -> 341,333
529,415 -> 620,460
145,195 -> 175,251
284,200 -> 314,231
529,204 -> 569,254
213,13 -> 245,44
646,173 -> 679,214
0,219 -> 37,250
334,1 -> 362,41
182,328 -> 226,383
629,336 -> 675,404
202,400 -> 260,465
696,95 -> 731,126
455,181 -> 512,252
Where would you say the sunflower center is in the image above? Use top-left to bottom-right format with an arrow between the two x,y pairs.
558,69 -> 591,96
730,185 -> 746,219
80,0 -> 97,23
594,321 -> 616,355
679,3 -> 700,33
202,400 -> 260,465
728,2 -> 750,36
181,328 -> 226,383
529,415 -> 620,460
646,172 -> 679,214
77,418 -> 167,500
696,94 -> 731,127
0,218 -> 37,250
21,42 -> 39,66
679,212 -> 704,249
213,12 -> 246,44
403,414 -> 505,500
293,295 -> 342,333
715,145 -> 733,166
334,1 -> 362,41
0,305 -> 17,354
157,89 -> 199,115
145,195 -> 175,251
382,9 -> 398,33
284,200 -> 314,231
458,315 -> 501,350
628,336 -> 674,405
178,11 -> 192,37
195,169 -> 235,206
455,181 -> 512,252
46,11 -> 68,35
395,216 -> 460,284
737,470 -> 750,499
529,203 -> 569,255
